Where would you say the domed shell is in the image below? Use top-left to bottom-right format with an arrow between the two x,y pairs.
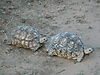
10,25 -> 46,51
46,32 -> 84,59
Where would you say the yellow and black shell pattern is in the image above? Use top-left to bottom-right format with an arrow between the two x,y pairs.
46,32 -> 84,59
10,25 -> 46,51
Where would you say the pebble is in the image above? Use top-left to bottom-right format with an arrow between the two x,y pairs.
88,26 -> 93,29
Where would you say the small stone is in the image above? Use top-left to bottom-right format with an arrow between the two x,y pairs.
21,19 -> 26,23
96,0 -> 100,3
28,3 -> 31,5
88,26 -> 93,29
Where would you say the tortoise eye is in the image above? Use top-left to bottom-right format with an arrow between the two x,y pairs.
89,49 -> 91,51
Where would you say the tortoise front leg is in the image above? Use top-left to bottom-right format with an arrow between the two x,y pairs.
76,51 -> 84,62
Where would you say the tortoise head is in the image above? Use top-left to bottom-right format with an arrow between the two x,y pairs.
39,37 -> 47,43
84,48 -> 94,54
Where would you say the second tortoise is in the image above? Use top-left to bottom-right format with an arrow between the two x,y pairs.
46,32 -> 93,62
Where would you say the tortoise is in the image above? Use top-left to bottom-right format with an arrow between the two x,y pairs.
7,25 -> 47,51
45,32 -> 94,62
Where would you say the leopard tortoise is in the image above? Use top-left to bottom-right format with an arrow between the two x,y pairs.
46,32 -> 94,62
7,25 -> 47,51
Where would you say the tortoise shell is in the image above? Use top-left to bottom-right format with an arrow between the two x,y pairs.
10,25 -> 46,51
46,32 -> 84,60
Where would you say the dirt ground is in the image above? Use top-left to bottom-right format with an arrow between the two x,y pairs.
0,0 -> 100,75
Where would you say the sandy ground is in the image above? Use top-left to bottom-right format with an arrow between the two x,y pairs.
0,0 -> 100,75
